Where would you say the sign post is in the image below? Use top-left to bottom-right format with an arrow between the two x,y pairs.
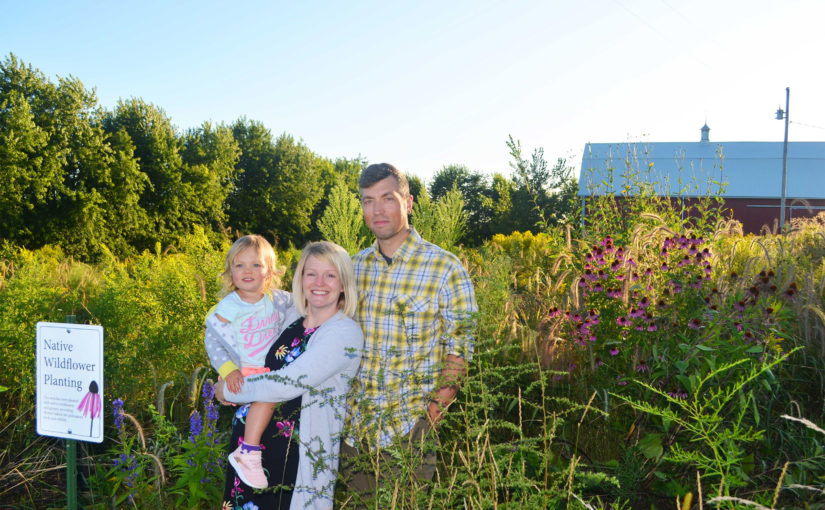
36,318 -> 104,510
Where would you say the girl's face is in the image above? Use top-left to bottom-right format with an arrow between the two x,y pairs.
231,247 -> 269,302
302,255 -> 343,314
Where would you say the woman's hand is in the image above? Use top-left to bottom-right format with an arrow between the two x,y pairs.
214,380 -> 230,405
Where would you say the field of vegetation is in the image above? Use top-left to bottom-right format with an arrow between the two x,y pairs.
2,54 -> 825,509
2,199 -> 825,508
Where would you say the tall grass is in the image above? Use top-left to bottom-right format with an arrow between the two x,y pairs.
1,214 -> 825,508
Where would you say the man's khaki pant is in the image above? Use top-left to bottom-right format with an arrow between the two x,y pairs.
337,417 -> 437,508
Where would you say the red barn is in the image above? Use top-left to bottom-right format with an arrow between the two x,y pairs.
578,125 -> 825,234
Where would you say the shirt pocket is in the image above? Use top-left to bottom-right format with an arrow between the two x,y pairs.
391,294 -> 438,346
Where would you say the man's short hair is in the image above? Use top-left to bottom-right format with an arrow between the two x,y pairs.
359,163 -> 410,198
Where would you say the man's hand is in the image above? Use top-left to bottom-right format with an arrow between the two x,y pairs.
426,354 -> 466,427
225,369 -> 244,393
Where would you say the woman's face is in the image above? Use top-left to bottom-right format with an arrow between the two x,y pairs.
302,255 -> 343,314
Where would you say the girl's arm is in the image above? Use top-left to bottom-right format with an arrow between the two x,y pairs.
204,314 -> 242,379
222,316 -> 363,404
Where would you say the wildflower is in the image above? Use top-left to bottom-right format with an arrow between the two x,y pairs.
661,262 -> 670,271
609,347 -> 620,356
677,255 -> 690,267
616,316 -> 630,326
616,376 -> 628,386
202,380 -> 215,401
784,288 -> 796,300
635,360 -> 650,373
667,389 -> 688,399
113,398 -> 124,430
748,286 -> 760,298
547,307 -> 561,318
189,410 -> 202,443
626,258 -> 637,268
734,322 -> 742,332
688,318 -> 701,329
647,323 -> 658,332
594,357 -> 604,368
593,284 -> 603,292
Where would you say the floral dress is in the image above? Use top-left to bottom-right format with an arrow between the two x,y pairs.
222,318 -> 317,510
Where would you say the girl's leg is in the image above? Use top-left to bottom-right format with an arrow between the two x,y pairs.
230,402 -> 278,489
242,401 -> 277,446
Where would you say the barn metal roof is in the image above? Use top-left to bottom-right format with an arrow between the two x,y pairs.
578,139 -> 825,199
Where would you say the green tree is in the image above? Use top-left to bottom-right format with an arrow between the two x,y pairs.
316,182 -> 370,254
308,156 -> 363,240
102,99 -> 235,252
0,54 -> 150,260
228,119 -> 324,247
179,121 -> 241,240
430,164 -> 493,245
412,186 -> 466,252
506,135 -> 578,233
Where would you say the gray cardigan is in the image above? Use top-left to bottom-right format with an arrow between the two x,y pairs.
218,307 -> 363,510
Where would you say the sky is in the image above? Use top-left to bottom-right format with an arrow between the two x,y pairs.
2,0 -> 824,182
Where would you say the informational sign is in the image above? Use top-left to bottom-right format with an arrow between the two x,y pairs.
36,322 -> 104,443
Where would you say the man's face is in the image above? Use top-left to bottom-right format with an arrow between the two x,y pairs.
360,176 -> 413,242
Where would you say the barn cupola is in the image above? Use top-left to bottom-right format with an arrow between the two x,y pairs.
701,123 -> 710,142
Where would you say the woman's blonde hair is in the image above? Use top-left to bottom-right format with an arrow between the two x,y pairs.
292,241 -> 357,318
219,235 -> 281,298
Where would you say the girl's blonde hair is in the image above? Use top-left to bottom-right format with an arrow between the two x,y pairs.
292,241 -> 357,318
219,235 -> 281,298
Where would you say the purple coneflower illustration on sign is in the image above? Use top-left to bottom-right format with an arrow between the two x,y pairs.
78,380 -> 101,436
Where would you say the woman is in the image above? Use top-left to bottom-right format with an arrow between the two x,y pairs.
214,241 -> 363,510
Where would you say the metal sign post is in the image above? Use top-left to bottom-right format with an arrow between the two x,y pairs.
36,316 -> 104,510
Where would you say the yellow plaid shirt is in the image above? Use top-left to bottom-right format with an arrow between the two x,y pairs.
347,228 -> 477,447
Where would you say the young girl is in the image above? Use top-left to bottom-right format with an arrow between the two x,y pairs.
204,235 -> 292,489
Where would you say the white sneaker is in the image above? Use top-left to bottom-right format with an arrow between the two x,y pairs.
228,445 -> 268,489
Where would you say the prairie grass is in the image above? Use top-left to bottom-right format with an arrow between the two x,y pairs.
1,215 -> 825,508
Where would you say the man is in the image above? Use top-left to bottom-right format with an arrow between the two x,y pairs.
339,163 -> 478,500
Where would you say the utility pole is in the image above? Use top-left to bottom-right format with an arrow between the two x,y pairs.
776,87 -> 790,231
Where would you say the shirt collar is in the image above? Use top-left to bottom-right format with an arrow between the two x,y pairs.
369,227 -> 421,264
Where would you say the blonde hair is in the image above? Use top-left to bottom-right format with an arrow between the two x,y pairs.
219,235 -> 281,298
292,241 -> 357,318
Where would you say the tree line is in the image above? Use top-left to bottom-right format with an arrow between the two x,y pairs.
0,53 -> 578,261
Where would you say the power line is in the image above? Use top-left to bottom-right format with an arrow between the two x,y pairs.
790,120 -> 825,131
